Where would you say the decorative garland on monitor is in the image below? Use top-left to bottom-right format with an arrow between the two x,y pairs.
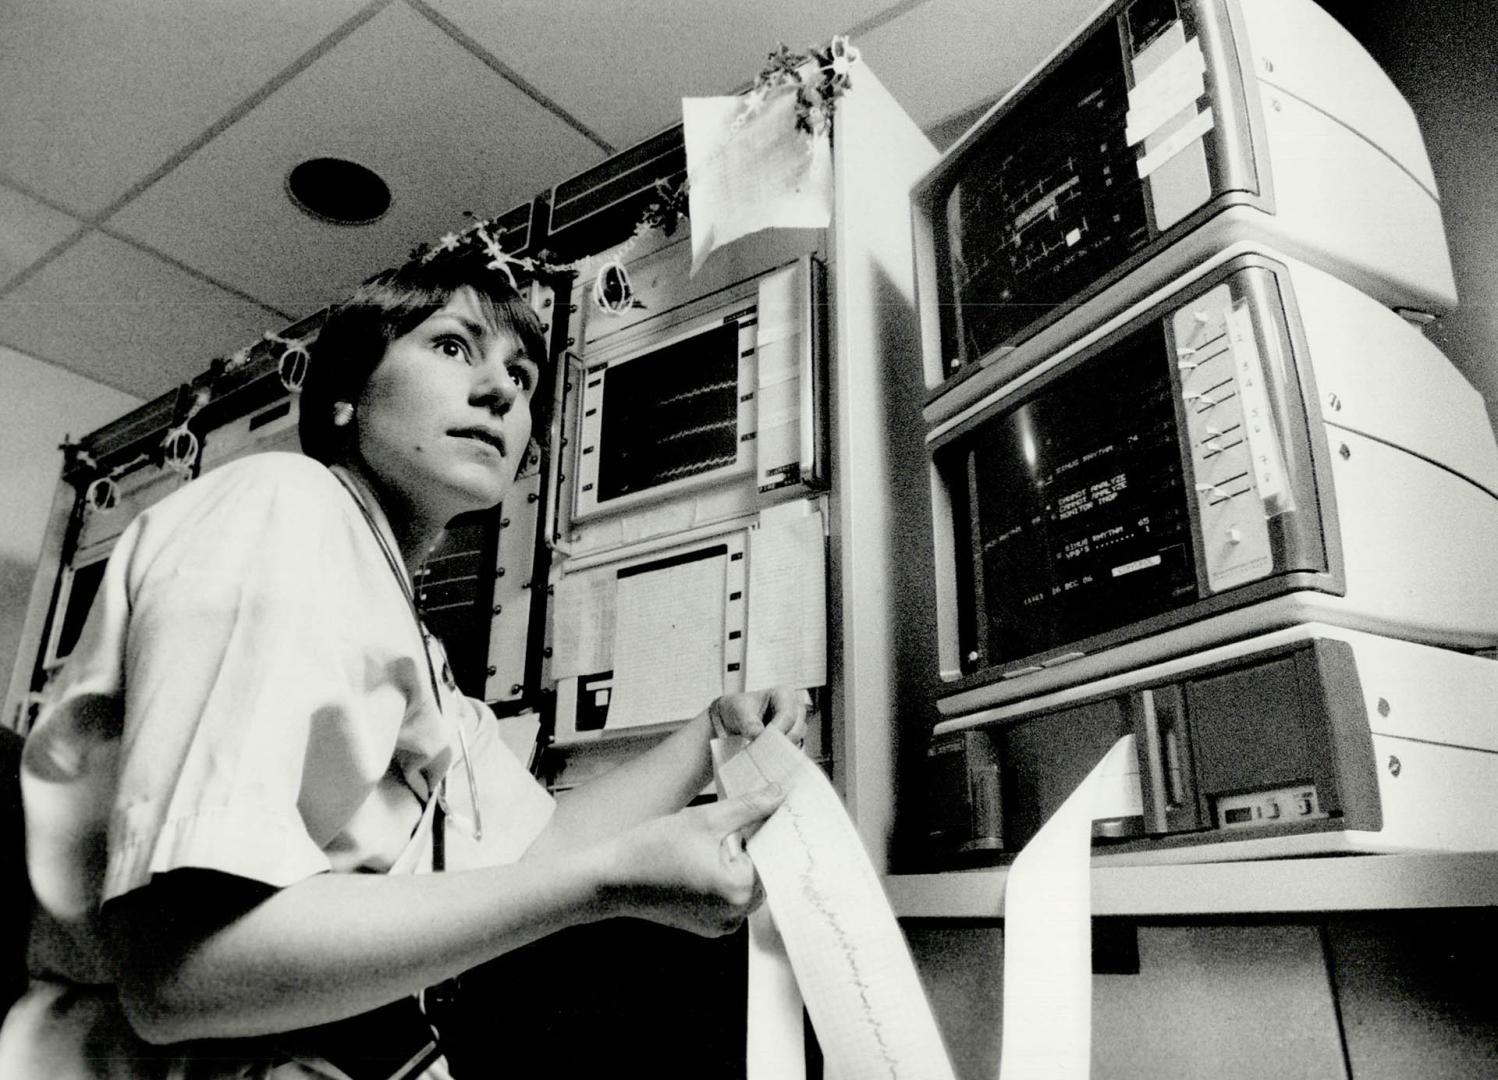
406,34 -> 859,314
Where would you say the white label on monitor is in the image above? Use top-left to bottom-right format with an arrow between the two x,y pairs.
1125,35 -> 1206,147
756,262 -> 812,492
1216,785 -> 1326,829
1136,106 -> 1215,180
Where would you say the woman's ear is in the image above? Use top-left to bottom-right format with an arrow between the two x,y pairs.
516,435 -> 542,479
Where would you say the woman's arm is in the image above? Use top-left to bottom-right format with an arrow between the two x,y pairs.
532,687 -> 807,856
111,783 -> 782,1045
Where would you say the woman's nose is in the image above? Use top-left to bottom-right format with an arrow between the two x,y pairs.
471,357 -> 521,410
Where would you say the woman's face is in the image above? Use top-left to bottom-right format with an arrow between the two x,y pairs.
352,286 -> 539,528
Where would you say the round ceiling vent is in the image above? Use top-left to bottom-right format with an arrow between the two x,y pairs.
285,157 -> 391,225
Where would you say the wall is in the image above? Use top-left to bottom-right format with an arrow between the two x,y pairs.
0,347 -> 140,696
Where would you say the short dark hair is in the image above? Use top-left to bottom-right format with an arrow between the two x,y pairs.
299,245 -> 551,464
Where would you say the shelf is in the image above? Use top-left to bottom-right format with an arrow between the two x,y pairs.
884,852 -> 1498,918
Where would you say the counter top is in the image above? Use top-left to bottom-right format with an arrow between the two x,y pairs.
885,852 -> 1498,918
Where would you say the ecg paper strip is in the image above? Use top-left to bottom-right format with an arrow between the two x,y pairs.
746,906 -> 807,1080
719,728 -> 957,1080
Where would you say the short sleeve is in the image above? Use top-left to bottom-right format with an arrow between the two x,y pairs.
105,455 -> 416,901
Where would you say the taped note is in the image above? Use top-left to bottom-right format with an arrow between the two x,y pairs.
756,376 -> 801,429
757,262 -> 804,349
757,336 -> 803,386
719,727 -> 957,1080
1124,36 -> 1206,147
745,508 -> 827,692
549,569 -> 616,679
684,91 -> 833,273
1136,106 -> 1215,179
607,549 -> 726,728
999,735 -> 1139,1080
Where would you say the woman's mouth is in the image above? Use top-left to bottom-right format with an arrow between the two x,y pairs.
449,427 -> 506,456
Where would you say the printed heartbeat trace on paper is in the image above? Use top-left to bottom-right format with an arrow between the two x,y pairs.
778,795 -> 901,1078
719,728 -> 956,1080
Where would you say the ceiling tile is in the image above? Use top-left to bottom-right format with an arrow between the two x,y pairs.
0,231 -> 284,400
857,0 -> 1106,130
0,183 -> 85,287
425,0 -> 901,150
107,3 -> 606,316
0,0 -> 373,216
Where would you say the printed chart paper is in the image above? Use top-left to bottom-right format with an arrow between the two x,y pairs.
711,734 -> 806,1080
718,727 -> 957,1080
607,552 -> 726,728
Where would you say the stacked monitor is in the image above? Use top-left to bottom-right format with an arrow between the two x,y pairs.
910,0 -> 1498,865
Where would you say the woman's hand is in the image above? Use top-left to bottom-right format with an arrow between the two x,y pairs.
602,784 -> 784,937
708,687 -> 809,749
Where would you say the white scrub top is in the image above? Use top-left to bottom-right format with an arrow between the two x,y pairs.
0,453 -> 555,1079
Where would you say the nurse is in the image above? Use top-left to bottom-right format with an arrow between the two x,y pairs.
0,244 -> 805,1078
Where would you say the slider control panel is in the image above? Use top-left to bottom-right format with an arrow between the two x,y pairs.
1172,280 -> 1282,593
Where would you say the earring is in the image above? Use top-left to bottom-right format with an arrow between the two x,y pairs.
332,402 -> 355,427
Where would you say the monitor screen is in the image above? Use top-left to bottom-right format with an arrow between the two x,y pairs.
955,319 -> 1197,665
936,16 -> 1154,368
595,321 -> 741,504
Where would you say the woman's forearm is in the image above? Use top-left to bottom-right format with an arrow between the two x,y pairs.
538,710 -> 717,855
118,847 -> 613,1043
118,772 -> 777,1046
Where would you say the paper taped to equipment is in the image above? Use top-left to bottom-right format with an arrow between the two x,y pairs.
1124,35 -> 1205,146
683,91 -> 833,273
745,507 -> 827,692
718,727 -> 957,1080
1136,106 -> 1215,179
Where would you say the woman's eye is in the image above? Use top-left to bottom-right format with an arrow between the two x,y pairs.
435,336 -> 472,362
508,364 -> 535,391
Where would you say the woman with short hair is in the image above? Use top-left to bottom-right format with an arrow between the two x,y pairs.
1,244 -> 803,1079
